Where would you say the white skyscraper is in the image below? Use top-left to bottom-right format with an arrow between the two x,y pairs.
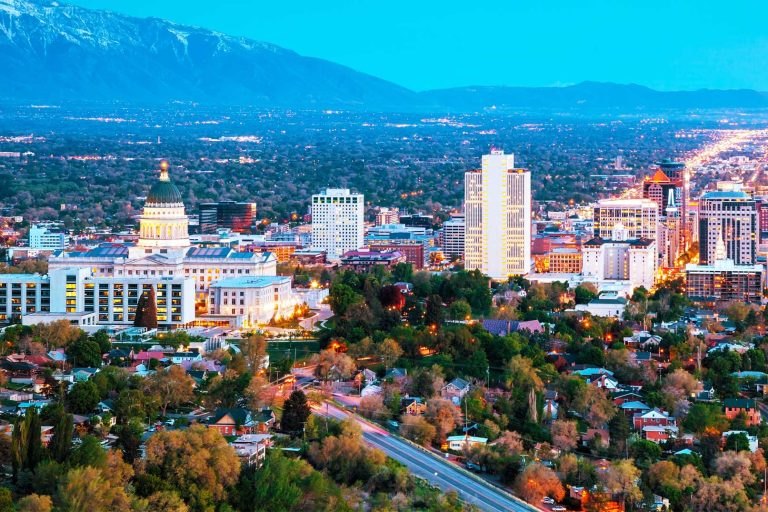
311,188 -> 364,260
464,150 -> 532,279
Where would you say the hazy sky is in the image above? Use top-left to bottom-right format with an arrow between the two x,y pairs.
70,0 -> 768,92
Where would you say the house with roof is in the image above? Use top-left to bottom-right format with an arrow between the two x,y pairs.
481,319 -> 544,336
723,398 -> 761,426
573,367 -> 614,379
442,377 -> 471,402
587,373 -> 620,391
643,425 -> 678,443
447,435 -> 487,451
133,351 -> 167,363
402,397 -> 427,416
252,408 -> 276,433
629,351 -> 654,366
574,293 -> 627,318
620,401 -> 651,417
206,408 -> 254,436
633,409 -> 676,431
230,434 -> 272,467
361,384 -> 382,397
169,351 -> 202,364
611,390 -> 644,406
384,368 -> 407,383
72,368 -> 99,381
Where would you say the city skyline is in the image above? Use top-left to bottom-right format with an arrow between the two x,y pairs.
65,0 -> 768,92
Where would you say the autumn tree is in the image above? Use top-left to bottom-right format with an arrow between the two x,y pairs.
378,338 -> 403,369
425,398 -> 461,443
55,466 -> 131,512
550,420 -> 579,452
598,459 -> 642,509
308,419 -> 386,484
143,364 -> 195,417
245,373 -> 275,411
495,430 -> 524,456
312,349 -> 355,381
690,477 -> 752,512
241,334 -> 268,371
514,463 -> 565,504
281,390 -> 312,435
17,494 -> 53,512
399,415 -> 437,446
143,425 -> 241,509
359,394 -> 388,420
714,451 -> 755,485
573,384 -> 616,428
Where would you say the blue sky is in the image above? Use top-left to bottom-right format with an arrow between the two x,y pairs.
70,0 -> 768,92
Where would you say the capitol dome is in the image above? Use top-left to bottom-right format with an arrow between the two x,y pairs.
137,162 -> 190,249
146,165 -> 183,205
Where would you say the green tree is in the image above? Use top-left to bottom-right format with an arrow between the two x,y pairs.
115,420 -> 144,463
49,412 -> 74,463
447,299 -> 472,321
0,488 -> 12,512
424,294 -> 444,327
281,390 -> 312,435
66,381 -> 100,414
629,439 -> 662,468
90,330 -> 112,354
328,283 -> 362,317
608,412 -> 630,458
65,338 -> 102,368
724,432 -> 751,452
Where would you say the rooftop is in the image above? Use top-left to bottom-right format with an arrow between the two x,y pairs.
211,276 -> 291,289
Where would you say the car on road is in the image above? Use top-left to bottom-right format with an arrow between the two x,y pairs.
552,506 -> 567,511
542,497 -> 555,504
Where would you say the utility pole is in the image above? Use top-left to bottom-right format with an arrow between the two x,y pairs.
486,366 -> 490,387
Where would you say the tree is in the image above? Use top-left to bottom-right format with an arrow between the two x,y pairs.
573,385 -> 616,428
574,283 -> 598,305
241,334 -> 268,371
690,477 -> 752,512
55,466 -> 131,512
114,419 -> 144,463
143,364 -> 195,417
17,494 -> 53,512
378,338 -> 403,369
31,320 -> 84,349
724,432 -> 751,452
606,413 -> 629,459
447,299 -> 472,321
143,491 -> 189,512
629,440 -> 660,469
308,420 -> 386,485
684,403 -> 729,434
598,459 -> 642,509
495,430 -> 524,456
66,380 -> 100,414
12,407 -> 43,479
245,373 -> 275,411
312,349 -> 355,381
505,355 -> 543,392
281,390 -> 311,435
399,415 -> 437,446
65,337 -> 102,368
144,425 -> 240,509
714,451 -> 755,485
0,488 -> 11,512
424,294 -> 444,327
359,394 -> 388,420
425,398 -> 461,442
550,420 -> 579,452
329,283 -> 362,317
135,287 -> 158,329
514,463 -> 565,504
49,412 -> 74,463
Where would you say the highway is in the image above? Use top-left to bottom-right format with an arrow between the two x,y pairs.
314,402 -> 539,512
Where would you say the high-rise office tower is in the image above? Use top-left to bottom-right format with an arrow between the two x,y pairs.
659,190 -> 680,268
199,201 -> 257,234
310,188 -> 364,260
441,215 -> 465,259
593,199 -> 658,241
698,183 -> 757,265
464,150 -> 531,279
656,159 -> 688,243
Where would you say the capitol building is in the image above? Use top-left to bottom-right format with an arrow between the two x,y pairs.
0,163 -> 296,329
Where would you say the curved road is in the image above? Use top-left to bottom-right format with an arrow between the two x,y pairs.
315,402 -> 538,512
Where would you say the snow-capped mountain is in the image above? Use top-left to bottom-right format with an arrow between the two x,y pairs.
0,0 -> 415,106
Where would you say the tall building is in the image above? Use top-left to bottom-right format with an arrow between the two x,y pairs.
659,190 -> 681,268
656,159 -> 688,241
199,201 -> 257,234
642,168 -> 680,216
310,188 -> 364,260
685,237 -> 764,303
593,199 -> 658,241
441,215 -> 465,260
582,224 -> 657,290
28,223 -> 67,250
399,214 -> 433,229
464,150 -> 532,279
375,208 -> 400,226
698,184 -> 757,265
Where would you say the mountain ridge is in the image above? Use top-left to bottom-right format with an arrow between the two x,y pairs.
1,0 -> 767,111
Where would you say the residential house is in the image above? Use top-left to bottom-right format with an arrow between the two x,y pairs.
442,377 -> 471,402
169,352 -> 203,365
207,408 -> 254,436
385,368 -> 407,383
611,390 -> 644,406
402,397 -> 426,416
482,319 -> 544,336
447,435 -> 487,451
230,434 -> 272,467
643,425 -> 678,443
72,368 -> 99,381
723,398 -> 761,426
620,401 -> 651,417
633,409 -> 676,431
588,373 -> 620,391
252,408 -> 276,434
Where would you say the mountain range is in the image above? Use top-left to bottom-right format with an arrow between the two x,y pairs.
1,0 -> 767,111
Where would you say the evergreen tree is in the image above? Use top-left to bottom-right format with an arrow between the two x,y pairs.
608,412 -> 630,458
135,287 -> 158,329
281,390 -> 311,435
26,408 -> 42,471
50,412 -> 74,463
